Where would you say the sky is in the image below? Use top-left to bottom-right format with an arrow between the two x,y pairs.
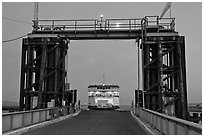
2,2 -> 202,105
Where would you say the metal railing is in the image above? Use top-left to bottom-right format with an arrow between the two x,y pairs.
133,107 -> 202,135
2,106 -> 79,133
32,16 -> 175,32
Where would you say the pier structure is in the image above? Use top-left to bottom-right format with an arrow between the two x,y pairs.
19,16 -> 187,120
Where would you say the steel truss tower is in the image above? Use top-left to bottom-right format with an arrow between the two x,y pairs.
19,37 -> 68,110
141,35 -> 188,119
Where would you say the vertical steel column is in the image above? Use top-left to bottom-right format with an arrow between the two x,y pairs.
137,39 -> 140,107
157,37 -> 163,113
25,45 -> 35,110
38,38 -> 47,109
25,45 -> 31,110
177,36 -> 188,120
19,39 -> 26,111
54,43 -> 59,106
143,42 -> 150,109
47,43 -> 55,98
62,40 -> 67,104
141,17 -> 146,108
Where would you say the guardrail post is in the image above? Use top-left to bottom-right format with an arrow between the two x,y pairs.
166,119 -> 169,134
45,110 -> 47,120
31,111 -> 34,124
22,112 -> 25,127
155,116 -> 158,129
185,125 -> 189,135
160,117 -> 163,134
174,121 -> 178,134
149,113 -> 152,124
39,110 -> 41,122
144,110 -> 147,121
158,116 -> 161,132
148,112 -> 150,123
10,115 -> 13,131
163,118 -> 167,134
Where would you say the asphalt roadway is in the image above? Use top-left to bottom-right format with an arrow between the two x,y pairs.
23,110 -> 148,135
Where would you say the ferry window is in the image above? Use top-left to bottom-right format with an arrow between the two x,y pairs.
193,113 -> 198,118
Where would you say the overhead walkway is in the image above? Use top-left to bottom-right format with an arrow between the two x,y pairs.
29,16 -> 178,40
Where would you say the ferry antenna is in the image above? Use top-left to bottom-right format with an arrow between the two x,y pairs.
103,74 -> 105,84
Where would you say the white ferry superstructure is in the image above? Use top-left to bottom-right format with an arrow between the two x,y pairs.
88,84 -> 120,109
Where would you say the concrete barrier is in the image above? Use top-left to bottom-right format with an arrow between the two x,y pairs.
2,106 -> 73,133
134,107 -> 202,135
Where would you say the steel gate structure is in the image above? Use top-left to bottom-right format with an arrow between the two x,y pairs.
19,37 -> 68,110
19,16 -> 188,120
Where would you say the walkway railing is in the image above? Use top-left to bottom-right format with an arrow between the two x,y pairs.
134,107 -> 202,135
2,106 -> 79,133
32,16 -> 175,32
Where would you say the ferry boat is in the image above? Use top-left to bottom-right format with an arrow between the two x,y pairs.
88,83 -> 120,109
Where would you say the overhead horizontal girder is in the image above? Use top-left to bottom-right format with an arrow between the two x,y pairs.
30,30 -> 178,40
